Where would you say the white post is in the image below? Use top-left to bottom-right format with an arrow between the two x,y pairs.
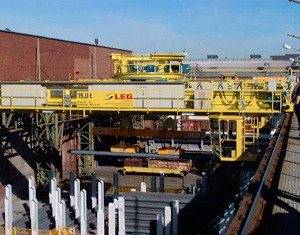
6,185 -> 13,222
5,185 -> 13,235
91,174 -> 97,210
55,188 -> 61,229
97,208 -> 105,235
108,203 -> 116,235
114,198 -> 118,209
164,206 -> 171,235
172,200 -> 179,235
29,187 -> 36,208
141,182 -> 147,192
157,214 -> 164,235
70,195 -> 75,208
118,197 -> 125,235
70,171 -> 75,208
80,190 -> 87,235
29,184 -> 37,224
74,179 -> 80,219
98,180 -> 104,211
92,197 -> 97,210
29,186 -> 36,202
5,198 -> 12,235
70,182 -> 75,208
29,176 -> 35,201
59,200 -> 66,229
30,199 -> 38,235
50,178 -> 57,215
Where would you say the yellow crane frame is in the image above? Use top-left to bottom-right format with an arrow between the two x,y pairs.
0,53 -> 296,162
111,53 -> 186,80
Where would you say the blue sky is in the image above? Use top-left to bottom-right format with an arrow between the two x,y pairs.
0,0 -> 299,58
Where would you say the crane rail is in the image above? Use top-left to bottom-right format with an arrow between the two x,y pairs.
226,112 -> 291,234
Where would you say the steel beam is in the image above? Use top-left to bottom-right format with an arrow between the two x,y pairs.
97,208 -> 105,235
50,178 -> 57,217
114,172 -> 119,198
55,188 -> 61,228
164,206 -> 171,235
80,190 -> 87,235
91,173 -> 97,209
156,214 -> 164,235
108,203 -> 116,235
98,180 -> 104,211
70,171 -> 75,207
5,185 -> 13,235
151,176 -> 156,192
30,199 -> 39,235
172,200 -> 179,235
160,171 -> 165,193
59,200 -> 66,228
74,179 -> 81,219
118,197 -> 126,235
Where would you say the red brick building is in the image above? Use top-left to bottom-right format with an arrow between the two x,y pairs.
0,30 -> 131,81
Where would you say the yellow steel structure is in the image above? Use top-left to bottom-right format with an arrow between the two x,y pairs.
110,145 -> 138,153
123,166 -> 184,176
0,79 -> 294,115
209,115 -> 260,161
157,147 -> 185,156
111,53 -> 186,80
0,53 -> 297,162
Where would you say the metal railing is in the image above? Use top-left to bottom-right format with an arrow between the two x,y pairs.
0,80 -> 294,115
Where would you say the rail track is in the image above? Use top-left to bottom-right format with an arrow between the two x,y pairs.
226,113 -> 292,235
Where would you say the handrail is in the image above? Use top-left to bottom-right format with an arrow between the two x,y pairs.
241,115 -> 285,234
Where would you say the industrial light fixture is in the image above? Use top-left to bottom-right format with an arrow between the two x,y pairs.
283,44 -> 300,52
283,44 -> 292,50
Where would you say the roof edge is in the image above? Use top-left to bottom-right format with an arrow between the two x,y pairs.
0,29 -> 132,52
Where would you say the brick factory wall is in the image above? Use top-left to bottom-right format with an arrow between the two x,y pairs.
0,30 -> 131,205
0,30 -> 131,81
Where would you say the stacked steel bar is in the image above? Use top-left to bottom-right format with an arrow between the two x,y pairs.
123,192 -> 226,234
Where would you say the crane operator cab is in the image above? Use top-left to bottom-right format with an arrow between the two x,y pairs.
209,115 -> 259,161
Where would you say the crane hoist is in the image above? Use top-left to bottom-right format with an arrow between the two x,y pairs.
0,53 -> 296,162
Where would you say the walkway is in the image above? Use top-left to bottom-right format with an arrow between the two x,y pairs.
262,113 -> 300,234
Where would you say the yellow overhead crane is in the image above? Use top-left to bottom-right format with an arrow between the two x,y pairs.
0,53 -> 296,162
111,53 -> 186,80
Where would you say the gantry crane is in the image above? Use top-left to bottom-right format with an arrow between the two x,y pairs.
0,53 -> 296,163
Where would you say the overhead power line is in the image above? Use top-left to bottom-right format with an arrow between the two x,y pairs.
288,34 -> 300,39
289,0 -> 300,5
